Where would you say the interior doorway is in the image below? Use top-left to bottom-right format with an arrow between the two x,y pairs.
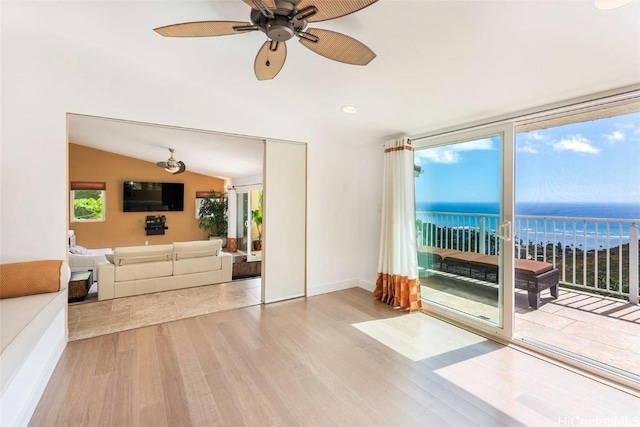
64,114 -> 273,340
231,188 -> 263,280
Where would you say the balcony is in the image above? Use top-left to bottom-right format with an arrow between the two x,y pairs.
417,211 -> 640,376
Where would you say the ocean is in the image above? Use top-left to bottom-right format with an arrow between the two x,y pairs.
415,202 -> 640,250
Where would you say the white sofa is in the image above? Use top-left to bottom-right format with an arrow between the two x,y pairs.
68,230 -> 112,282
97,240 -> 232,300
0,262 -> 69,427
69,248 -> 112,282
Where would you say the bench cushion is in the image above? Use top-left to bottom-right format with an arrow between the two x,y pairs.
418,247 -> 460,259
515,259 -> 554,276
443,251 -> 485,263
469,254 -> 499,268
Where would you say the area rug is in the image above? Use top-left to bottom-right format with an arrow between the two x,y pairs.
68,278 -> 261,341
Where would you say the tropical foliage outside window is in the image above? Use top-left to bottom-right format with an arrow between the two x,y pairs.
71,190 -> 105,222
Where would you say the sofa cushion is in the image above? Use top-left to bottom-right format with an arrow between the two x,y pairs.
173,240 -> 222,260
113,244 -> 173,266
173,256 -> 222,276
0,260 -> 63,299
115,260 -> 174,282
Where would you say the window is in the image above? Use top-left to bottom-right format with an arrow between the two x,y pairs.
70,182 -> 106,222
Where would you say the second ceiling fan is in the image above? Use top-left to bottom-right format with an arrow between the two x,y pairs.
154,0 -> 378,80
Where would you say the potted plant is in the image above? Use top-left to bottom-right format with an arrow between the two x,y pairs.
198,190 -> 228,246
251,192 -> 263,251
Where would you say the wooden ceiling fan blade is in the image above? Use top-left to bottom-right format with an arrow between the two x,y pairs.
295,0 -> 378,22
242,0 -> 276,10
154,21 -> 252,37
254,41 -> 287,80
299,28 -> 376,66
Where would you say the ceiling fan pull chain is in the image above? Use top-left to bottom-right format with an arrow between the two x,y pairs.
269,40 -> 279,52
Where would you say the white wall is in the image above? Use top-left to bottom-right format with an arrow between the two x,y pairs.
356,142 -> 384,291
306,139 -> 362,295
1,4 -> 366,422
0,1 -> 362,291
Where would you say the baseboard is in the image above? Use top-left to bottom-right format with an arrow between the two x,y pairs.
306,279 -> 359,297
264,293 -> 305,304
356,279 -> 375,292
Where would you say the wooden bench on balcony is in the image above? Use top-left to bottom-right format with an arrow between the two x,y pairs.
418,246 -> 559,309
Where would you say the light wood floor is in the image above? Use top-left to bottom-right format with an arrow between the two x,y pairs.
32,288 -> 639,426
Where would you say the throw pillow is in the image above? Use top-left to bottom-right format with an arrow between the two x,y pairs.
70,245 -> 89,255
0,260 -> 62,299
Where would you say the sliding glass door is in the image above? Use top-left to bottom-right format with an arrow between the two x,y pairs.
414,125 -> 514,336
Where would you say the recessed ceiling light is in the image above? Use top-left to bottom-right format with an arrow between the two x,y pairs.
595,0 -> 634,10
342,106 -> 358,114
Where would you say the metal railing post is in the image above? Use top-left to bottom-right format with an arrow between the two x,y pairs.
479,217 -> 486,255
629,223 -> 639,304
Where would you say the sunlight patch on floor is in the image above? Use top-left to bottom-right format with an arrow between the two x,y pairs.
353,313 -> 488,362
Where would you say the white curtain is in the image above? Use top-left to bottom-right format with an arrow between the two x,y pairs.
375,137 -> 421,311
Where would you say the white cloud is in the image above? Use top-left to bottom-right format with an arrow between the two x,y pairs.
553,135 -> 600,154
604,130 -> 625,143
415,138 -> 494,164
517,144 -> 538,154
418,149 -> 459,164
528,131 -> 547,141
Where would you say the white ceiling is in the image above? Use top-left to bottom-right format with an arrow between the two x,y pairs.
68,114 -> 264,179
5,0 -> 640,178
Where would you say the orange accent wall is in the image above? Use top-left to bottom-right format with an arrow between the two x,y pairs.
68,143 -> 225,248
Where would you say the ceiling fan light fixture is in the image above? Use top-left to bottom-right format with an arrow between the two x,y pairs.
595,0 -> 634,10
157,148 -> 186,175
342,106 -> 358,114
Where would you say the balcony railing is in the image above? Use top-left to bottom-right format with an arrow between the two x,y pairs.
416,211 -> 640,304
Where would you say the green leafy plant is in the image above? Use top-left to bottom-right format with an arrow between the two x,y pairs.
73,190 -> 104,220
198,190 -> 228,236
251,192 -> 263,241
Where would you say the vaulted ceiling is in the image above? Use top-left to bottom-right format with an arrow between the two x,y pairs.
4,1 -> 639,178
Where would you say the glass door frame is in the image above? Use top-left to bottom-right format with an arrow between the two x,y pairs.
235,185 -> 263,256
414,123 -> 515,340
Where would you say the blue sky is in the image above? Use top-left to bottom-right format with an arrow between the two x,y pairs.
414,111 -> 640,204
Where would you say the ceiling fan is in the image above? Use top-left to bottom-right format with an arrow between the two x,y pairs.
154,0 -> 379,80
156,148 -> 186,175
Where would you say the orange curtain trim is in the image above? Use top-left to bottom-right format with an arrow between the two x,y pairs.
374,272 -> 422,312
384,146 -> 413,153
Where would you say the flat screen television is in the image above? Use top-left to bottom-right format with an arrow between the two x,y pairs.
123,181 -> 184,212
